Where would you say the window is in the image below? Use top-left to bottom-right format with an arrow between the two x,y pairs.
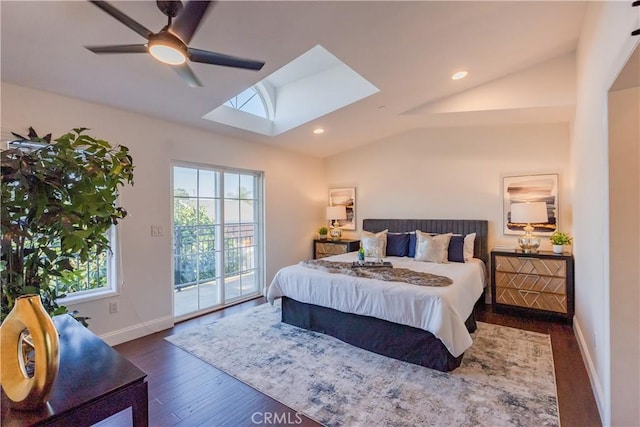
172,164 -> 263,318
223,86 -> 268,119
56,228 -> 117,302
4,140 -> 118,303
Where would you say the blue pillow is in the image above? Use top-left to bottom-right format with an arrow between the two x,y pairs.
448,235 -> 465,263
387,233 -> 410,257
408,233 -> 417,257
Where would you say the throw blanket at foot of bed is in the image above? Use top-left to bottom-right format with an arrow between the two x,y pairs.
299,259 -> 453,287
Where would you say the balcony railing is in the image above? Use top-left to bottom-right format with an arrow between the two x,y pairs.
173,223 -> 255,290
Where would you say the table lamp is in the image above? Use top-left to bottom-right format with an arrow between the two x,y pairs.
510,201 -> 548,253
326,205 -> 347,241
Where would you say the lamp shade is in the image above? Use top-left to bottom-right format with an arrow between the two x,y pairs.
326,205 -> 347,220
510,202 -> 548,224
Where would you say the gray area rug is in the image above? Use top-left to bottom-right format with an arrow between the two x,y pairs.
165,301 -> 559,427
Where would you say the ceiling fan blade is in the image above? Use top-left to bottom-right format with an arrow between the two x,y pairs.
188,48 -> 264,71
170,1 -> 213,45
172,63 -> 203,87
86,44 -> 148,54
90,1 -> 153,40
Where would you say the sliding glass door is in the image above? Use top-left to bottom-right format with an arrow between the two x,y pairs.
172,164 -> 263,319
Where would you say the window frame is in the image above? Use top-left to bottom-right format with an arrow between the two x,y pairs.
56,225 -> 120,304
223,84 -> 273,120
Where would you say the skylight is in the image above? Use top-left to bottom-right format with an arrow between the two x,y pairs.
203,45 -> 379,136
223,86 -> 268,119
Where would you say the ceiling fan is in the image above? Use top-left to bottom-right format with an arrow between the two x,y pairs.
85,0 -> 265,87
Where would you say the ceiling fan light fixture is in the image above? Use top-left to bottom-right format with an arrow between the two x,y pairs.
148,33 -> 187,65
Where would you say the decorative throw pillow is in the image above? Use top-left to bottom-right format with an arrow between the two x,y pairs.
409,231 -> 434,258
464,232 -> 476,261
361,229 -> 388,258
415,231 -> 452,263
447,235 -> 465,263
361,236 -> 384,259
408,232 -> 417,257
386,233 -> 410,257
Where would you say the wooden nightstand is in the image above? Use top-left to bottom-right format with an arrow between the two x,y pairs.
491,249 -> 574,322
313,239 -> 360,259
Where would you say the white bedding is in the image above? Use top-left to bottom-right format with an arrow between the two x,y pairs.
266,253 -> 486,357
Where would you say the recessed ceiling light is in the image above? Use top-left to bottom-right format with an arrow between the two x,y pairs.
313,128 -> 325,135
451,71 -> 468,80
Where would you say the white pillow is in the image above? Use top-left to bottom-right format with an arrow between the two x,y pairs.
361,229 -> 388,257
415,231 -> 452,263
464,232 -> 476,261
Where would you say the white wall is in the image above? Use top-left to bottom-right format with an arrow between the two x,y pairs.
325,123 -> 572,253
608,85 -> 640,426
1,82 -> 325,344
571,1 -> 639,424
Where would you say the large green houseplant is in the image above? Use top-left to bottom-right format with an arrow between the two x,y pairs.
0,127 -> 134,324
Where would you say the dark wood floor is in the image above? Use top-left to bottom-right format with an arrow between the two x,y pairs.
105,298 -> 601,427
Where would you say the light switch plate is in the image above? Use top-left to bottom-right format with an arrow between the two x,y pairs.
151,225 -> 164,237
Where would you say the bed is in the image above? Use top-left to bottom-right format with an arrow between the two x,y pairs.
266,219 -> 488,372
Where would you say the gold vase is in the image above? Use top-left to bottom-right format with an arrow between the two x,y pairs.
0,294 -> 60,410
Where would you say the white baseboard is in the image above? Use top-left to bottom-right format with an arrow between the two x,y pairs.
573,317 -> 605,424
99,315 -> 174,346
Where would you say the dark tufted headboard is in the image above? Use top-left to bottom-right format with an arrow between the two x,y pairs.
362,219 -> 489,265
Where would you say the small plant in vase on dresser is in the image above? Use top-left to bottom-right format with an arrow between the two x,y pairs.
550,231 -> 573,254
318,227 -> 328,240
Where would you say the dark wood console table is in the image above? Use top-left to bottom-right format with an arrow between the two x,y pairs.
1,314 -> 148,426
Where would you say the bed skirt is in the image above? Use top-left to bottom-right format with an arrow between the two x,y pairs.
281,296 -> 477,372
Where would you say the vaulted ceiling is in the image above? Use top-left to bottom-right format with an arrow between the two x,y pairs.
0,1 -> 587,157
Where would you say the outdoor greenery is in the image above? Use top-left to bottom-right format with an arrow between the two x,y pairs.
549,231 -> 573,245
173,189 -> 253,289
55,251 -> 108,293
0,127 -> 134,324
173,189 -> 217,287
